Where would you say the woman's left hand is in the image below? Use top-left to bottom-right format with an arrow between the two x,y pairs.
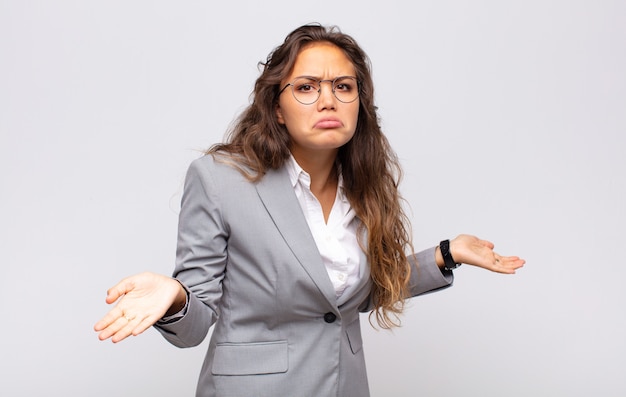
446,234 -> 525,274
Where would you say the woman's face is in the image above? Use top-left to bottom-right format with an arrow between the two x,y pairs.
276,42 -> 360,160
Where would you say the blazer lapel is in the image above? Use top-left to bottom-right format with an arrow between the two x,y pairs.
255,166 -> 337,308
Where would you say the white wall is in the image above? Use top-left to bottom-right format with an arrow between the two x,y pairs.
1,1 -> 624,396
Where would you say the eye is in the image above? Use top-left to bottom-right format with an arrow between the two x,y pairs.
293,78 -> 319,93
334,78 -> 356,92
296,83 -> 316,92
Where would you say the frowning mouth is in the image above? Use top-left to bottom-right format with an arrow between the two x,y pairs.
314,118 -> 343,129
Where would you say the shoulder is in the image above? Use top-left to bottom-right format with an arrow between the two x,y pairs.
185,152 -> 276,197
187,152 -> 249,180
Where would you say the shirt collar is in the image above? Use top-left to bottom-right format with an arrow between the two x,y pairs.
286,154 -> 347,203
286,154 -> 307,188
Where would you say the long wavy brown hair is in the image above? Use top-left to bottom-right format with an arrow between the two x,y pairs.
209,23 -> 414,328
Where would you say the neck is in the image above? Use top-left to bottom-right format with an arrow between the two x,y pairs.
291,148 -> 338,197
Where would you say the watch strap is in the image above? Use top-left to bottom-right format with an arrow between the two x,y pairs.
440,239 -> 461,271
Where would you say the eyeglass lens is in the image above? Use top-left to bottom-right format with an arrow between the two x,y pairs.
290,77 -> 359,105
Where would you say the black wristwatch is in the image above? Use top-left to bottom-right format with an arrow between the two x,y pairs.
440,239 -> 461,271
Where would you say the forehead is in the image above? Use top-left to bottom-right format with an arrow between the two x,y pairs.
288,42 -> 356,78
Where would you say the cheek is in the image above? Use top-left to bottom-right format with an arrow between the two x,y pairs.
276,100 -> 291,125
282,105 -> 309,127
349,104 -> 360,126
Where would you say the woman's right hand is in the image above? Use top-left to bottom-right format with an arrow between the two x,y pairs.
94,272 -> 186,343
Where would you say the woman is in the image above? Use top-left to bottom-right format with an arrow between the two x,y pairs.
94,23 -> 524,397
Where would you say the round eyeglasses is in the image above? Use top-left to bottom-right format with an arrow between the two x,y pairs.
278,76 -> 360,105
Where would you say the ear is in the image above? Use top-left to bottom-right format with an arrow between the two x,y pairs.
275,104 -> 285,124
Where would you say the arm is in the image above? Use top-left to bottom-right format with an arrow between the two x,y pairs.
153,156 -> 229,347
405,234 -> 524,299
94,156 -> 229,346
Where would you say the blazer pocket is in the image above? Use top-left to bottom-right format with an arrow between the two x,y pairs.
212,340 -> 289,375
345,318 -> 363,354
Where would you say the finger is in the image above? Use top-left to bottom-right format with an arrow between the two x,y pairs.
111,323 -> 134,343
477,239 -> 495,249
497,255 -> 523,265
114,311 -> 161,342
94,317 -> 111,332
110,308 -> 161,340
108,311 -> 143,343
96,315 -> 131,341
503,256 -> 525,270
493,255 -> 525,274
131,315 -> 159,337
93,306 -> 125,331
104,278 -> 135,304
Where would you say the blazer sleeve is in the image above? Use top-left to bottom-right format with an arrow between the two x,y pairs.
359,247 -> 453,312
154,157 -> 227,348
407,246 -> 454,297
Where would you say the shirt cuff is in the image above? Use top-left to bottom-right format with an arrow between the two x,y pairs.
156,279 -> 190,325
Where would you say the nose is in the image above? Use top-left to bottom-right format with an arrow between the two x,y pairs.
316,80 -> 337,110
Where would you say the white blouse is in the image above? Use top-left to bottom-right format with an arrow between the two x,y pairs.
286,155 -> 365,302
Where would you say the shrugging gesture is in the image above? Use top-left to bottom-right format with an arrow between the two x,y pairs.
94,23 -> 525,397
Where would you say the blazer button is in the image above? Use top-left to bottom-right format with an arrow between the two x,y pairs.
323,312 -> 337,323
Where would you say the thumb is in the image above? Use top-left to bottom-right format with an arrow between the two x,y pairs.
104,278 -> 135,304
475,238 -> 495,250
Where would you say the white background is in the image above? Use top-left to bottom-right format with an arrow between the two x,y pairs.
1,1 -> 624,396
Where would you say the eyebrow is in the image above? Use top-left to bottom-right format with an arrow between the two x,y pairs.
291,75 -> 358,81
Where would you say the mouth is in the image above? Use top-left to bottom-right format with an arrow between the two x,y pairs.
314,118 -> 343,129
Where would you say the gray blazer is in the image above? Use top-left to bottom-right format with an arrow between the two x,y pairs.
155,154 -> 453,397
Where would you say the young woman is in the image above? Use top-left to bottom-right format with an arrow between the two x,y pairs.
94,23 -> 524,397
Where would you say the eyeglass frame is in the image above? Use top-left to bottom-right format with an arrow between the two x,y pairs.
278,75 -> 361,105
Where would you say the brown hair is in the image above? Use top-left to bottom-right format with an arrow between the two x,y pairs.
209,23 -> 413,328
